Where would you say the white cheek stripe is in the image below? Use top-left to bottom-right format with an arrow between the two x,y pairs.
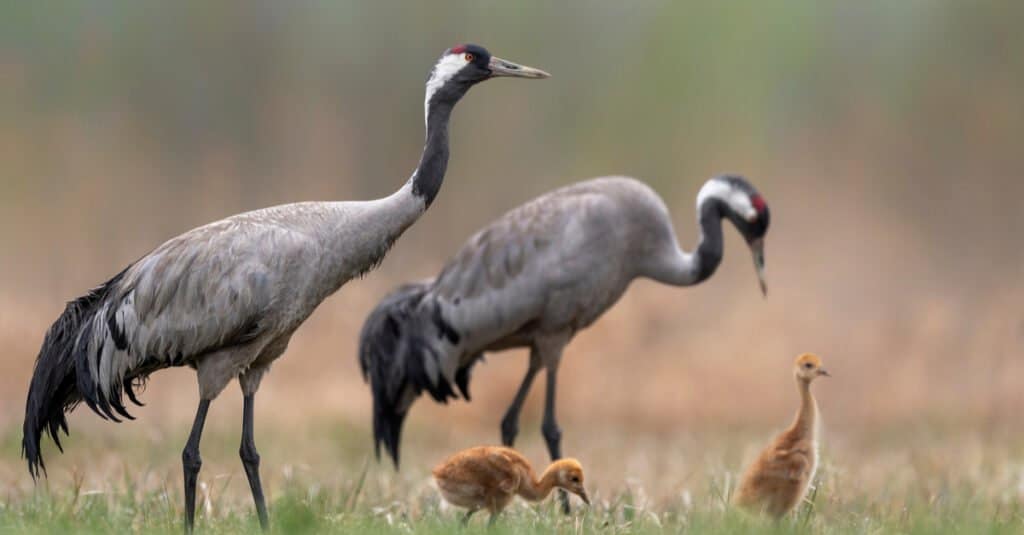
696,178 -> 757,221
424,54 -> 468,128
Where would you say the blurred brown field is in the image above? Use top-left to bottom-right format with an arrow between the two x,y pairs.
1,1 -> 1023,509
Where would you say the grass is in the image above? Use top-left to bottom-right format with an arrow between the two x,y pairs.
3,395 -> 1024,534
4,444 -> 1024,534
3,328 -> 1024,534
3,479 -> 1023,534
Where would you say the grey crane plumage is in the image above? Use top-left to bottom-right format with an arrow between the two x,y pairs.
22,44 -> 548,532
360,175 -> 771,487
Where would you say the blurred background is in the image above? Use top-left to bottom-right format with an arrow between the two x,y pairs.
1,0 -> 1023,508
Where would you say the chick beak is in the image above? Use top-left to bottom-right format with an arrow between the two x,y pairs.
579,489 -> 591,505
818,368 -> 831,377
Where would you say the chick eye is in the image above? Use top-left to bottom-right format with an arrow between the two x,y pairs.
804,363 -> 813,369
464,53 -> 474,62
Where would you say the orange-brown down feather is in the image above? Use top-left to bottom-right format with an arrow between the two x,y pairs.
733,353 -> 830,518
432,446 -> 589,519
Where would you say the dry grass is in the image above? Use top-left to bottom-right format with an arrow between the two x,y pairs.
3,418 -> 1024,533
3,279 -> 1024,532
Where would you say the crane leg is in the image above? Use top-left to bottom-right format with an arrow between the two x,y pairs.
182,399 -> 211,534
240,393 -> 270,531
541,357 -> 570,514
500,351 -> 542,446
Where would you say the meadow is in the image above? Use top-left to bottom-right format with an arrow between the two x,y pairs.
4,417 -> 1024,534
3,280 -> 1024,533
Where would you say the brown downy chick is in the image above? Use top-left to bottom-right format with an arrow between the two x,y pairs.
734,353 -> 830,518
432,446 -> 589,524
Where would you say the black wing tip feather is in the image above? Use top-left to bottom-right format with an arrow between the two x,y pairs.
22,429 -> 47,480
372,402 -> 404,470
360,282 -> 482,471
22,267 -> 133,479
125,377 -> 147,407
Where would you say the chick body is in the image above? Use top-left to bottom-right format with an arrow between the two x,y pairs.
432,446 -> 588,521
734,353 -> 830,518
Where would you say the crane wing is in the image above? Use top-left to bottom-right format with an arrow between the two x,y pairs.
25,206 -> 326,475
430,184 -> 620,350
80,219 -> 320,419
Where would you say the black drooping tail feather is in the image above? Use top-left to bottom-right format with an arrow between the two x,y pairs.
358,281 -> 473,468
22,268 -> 131,479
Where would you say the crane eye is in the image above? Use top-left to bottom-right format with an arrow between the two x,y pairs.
464,53 -> 474,62
804,363 -> 813,369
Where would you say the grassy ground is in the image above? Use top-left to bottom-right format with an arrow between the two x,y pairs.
3,467 -> 1023,534
3,281 -> 1023,535
3,418 -> 1024,534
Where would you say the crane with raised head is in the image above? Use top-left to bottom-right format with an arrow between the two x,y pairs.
360,174 -> 770,509
21,44 -> 548,532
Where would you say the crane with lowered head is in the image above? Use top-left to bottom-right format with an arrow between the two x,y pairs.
360,174 -> 770,510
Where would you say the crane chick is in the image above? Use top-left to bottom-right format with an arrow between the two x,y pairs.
432,446 -> 589,524
733,353 -> 830,518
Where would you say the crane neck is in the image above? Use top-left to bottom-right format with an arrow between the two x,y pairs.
304,81 -> 466,293
410,98 -> 456,207
357,93 -> 456,248
691,200 -> 726,282
647,199 -> 725,287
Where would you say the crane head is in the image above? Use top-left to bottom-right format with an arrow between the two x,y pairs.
425,44 -> 549,107
697,175 -> 771,296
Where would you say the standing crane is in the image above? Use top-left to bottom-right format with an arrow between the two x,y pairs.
360,175 -> 770,508
22,44 -> 548,533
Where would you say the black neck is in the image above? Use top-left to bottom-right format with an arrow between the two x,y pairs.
691,200 -> 726,284
411,100 -> 455,206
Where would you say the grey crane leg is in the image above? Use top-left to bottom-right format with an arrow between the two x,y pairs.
240,393 -> 270,531
500,351 -> 542,446
183,399 -> 211,534
532,336 -> 571,514
542,365 -> 570,514
541,366 -> 563,460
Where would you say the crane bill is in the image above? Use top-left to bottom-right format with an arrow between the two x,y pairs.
488,56 -> 551,79
749,238 -> 767,297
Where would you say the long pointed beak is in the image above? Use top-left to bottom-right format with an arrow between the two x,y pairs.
488,56 -> 550,79
749,238 -> 767,297
579,490 -> 591,505
818,368 -> 831,377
